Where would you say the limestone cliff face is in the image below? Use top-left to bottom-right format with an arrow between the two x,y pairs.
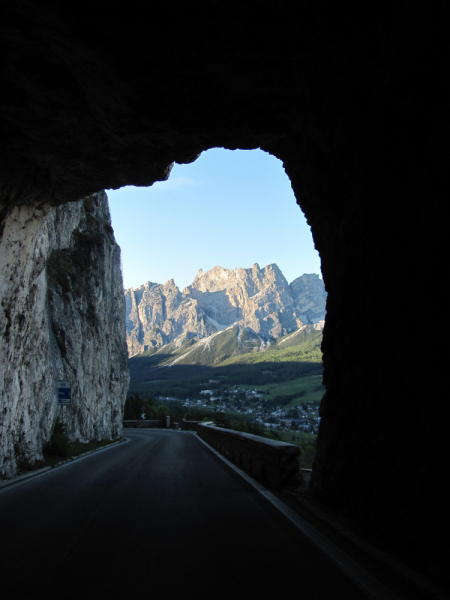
0,192 -> 129,478
290,274 -> 327,324
125,264 -> 326,356
188,264 -> 302,337
125,280 -> 215,356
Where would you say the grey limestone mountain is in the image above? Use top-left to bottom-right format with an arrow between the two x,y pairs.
125,264 -> 326,357
290,273 -> 329,324
0,192 -> 129,478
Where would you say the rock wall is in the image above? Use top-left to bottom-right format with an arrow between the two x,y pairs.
0,192 -> 129,477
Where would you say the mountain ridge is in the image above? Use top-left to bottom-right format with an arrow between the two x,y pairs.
125,263 -> 326,358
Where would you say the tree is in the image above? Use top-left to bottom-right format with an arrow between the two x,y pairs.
123,394 -> 157,420
229,420 -> 250,433
156,405 -> 171,423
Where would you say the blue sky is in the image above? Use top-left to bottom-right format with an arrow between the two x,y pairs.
107,148 -> 321,291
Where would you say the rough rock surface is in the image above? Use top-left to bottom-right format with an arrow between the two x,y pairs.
125,280 -> 214,357
125,265 -> 325,356
0,192 -> 129,477
290,274 -> 327,324
188,264 -> 301,337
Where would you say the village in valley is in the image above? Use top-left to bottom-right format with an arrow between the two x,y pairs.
157,381 -> 322,435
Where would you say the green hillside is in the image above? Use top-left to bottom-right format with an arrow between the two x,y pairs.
128,324 -> 324,398
220,326 -> 323,367
260,375 -> 325,405
173,325 -> 241,366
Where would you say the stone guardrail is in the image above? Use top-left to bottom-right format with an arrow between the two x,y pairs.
123,416 -> 171,428
180,419 -> 208,431
197,423 -> 301,489
123,420 -> 163,428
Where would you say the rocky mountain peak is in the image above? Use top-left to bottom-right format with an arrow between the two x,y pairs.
124,264 -> 326,357
163,279 -> 179,293
190,265 -> 238,292
289,274 -> 327,324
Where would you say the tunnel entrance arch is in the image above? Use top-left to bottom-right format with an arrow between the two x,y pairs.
0,2 -> 448,579
108,148 -> 321,293
110,147 -> 326,449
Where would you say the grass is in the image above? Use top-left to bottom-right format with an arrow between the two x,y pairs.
42,438 -> 120,467
219,326 -> 323,367
278,430 -> 317,446
69,438 -> 118,455
128,326 -> 324,399
176,325 -> 240,366
38,420 -> 121,469
277,430 -> 317,468
16,436 -> 120,473
286,391 -> 324,407
220,342 -> 322,367
261,375 -> 325,405
130,324 -> 323,375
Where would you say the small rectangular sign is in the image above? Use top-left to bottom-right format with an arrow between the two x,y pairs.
56,381 -> 72,405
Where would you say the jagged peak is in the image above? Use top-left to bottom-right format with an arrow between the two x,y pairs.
290,273 -> 322,285
163,278 -> 178,288
193,263 -> 281,284
125,264 -> 327,358
125,281 -> 158,293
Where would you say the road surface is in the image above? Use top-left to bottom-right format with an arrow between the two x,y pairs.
0,429 -> 383,599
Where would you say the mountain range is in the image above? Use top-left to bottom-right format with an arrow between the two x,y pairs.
124,264 -> 326,360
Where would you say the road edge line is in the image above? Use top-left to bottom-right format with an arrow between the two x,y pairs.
0,437 -> 128,492
196,434 -> 401,600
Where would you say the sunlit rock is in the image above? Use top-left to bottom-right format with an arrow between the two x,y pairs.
124,264 -> 326,356
0,193 -> 129,477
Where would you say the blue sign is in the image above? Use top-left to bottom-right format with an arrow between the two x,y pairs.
56,381 -> 72,405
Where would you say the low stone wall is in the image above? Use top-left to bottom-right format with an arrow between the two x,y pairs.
122,420 -> 162,428
181,419 -> 208,431
197,424 -> 301,489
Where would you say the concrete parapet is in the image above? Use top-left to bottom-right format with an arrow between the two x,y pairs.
122,420 -> 162,428
197,424 -> 301,489
181,419 -> 208,431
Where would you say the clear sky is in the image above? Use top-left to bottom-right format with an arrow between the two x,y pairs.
107,148 -> 321,291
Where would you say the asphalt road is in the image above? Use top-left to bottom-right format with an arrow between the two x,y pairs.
0,430 -> 371,599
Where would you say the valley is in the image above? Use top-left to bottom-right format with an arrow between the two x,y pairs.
127,321 -> 325,465
125,263 -> 326,463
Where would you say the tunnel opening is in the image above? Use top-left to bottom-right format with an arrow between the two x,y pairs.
108,147 -> 326,465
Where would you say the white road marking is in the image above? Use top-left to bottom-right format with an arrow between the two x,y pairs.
196,434 -> 402,600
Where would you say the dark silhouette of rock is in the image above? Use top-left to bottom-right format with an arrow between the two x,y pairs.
0,2 -> 448,578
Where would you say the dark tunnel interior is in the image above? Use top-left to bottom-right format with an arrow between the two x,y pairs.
0,1 -> 448,580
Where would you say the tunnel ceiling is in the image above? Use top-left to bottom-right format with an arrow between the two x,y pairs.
1,3 -> 444,209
